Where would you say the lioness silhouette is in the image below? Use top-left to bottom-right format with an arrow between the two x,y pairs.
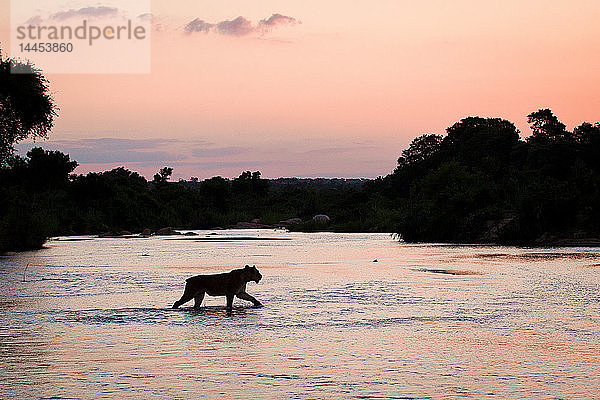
172,265 -> 262,313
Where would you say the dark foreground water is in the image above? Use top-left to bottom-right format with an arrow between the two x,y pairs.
1,231 -> 600,399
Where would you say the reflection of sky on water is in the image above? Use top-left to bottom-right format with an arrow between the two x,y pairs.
1,231 -> 600,398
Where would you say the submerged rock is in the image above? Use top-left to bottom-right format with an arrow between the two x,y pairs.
98,231 -> 115,238
154,227 -> 182,236
278,218 -> 302,226
235,221 -> 273,229
534,232 -> 600,246
140,228 -> 152,237
313,214 -> 330,223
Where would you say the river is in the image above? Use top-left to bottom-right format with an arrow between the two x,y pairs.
1,230 -> 600,399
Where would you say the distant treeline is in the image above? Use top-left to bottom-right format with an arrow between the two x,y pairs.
1,108 -> 600,252
0,151 -> 395,251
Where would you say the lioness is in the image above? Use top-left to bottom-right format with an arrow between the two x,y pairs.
172,265 -> 262,312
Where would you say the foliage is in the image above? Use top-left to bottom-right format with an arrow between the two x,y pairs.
526,109 -> 569,143
2,107 -> 600,251
153,167 -> 173,185
0,149 -> 76,251
396,134 -> 443,169
0,55 -> 57,166
391,109 -> 600,244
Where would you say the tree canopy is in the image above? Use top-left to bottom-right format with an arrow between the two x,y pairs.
391,109 -> 600,244
0,54 -> 57,166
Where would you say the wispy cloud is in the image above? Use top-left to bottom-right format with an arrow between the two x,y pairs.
184,13 -> 299,36
50,6 -> 119,21
16,138 -> 184,164
258,13 -> 299,31
184,18 -> 215,34
135,12 -> 170,32
21,5 -> 125,26
25,15 -> 43,25
56,138 -> 175,151
173,160 -> 275,169
16,138 -> 253,166
15,137 -> 395,179
192,146 -> 248,157
137,13 -> 153,22
216,16 -> 254,36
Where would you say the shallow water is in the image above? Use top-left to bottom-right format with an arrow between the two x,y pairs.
1,230 -> 600,399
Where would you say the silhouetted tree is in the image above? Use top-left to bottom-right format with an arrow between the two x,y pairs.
396,134 -> 443,169
574,122 -> 600,145
0,148 -> 77,251
445,117 -> 520,161
392,109 -> 600,244
574,122 -> 600,168
201,176 -> 230,211
0,53 -> 57,166
24,147 -> 78,190
5,106 -> 600,252
232,170 -> 268,195
153,166 -> 173,184
526,108 -> 570,143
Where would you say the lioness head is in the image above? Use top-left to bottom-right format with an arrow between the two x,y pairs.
244,265 -> 262,283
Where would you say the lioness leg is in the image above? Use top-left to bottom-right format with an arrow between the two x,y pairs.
236,291 -> 262,307
172,282 -> 196,309
194,291 -> 205,309
226,293 -> 234,314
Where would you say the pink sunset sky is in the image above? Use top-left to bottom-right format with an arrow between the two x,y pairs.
1,0 -> 600,180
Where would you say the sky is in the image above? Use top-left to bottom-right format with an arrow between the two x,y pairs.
2,0 -> 600,179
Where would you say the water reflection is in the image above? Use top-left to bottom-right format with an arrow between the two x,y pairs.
1,231 -> 600,398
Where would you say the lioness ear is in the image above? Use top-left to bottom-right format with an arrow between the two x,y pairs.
245,265 -> 250,269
